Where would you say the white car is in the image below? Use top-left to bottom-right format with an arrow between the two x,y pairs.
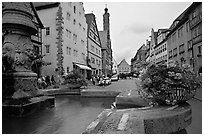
111,74 -> 119,81
104,77 -> 111,85
99,77 -> 111,86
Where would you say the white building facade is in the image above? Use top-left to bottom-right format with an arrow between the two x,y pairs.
35,2 -> 90,77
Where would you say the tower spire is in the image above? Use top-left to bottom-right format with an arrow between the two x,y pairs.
104,3 -> 108,13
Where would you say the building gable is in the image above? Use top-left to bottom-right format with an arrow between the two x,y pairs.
85,13 -> 101,47
118,59 -> 130,67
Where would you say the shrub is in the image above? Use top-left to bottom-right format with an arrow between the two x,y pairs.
141,61 -> 201,105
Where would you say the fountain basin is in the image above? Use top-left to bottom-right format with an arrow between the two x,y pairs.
3,96 -> 55,117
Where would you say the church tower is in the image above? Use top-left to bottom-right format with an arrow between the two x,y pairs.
103,6 -> 110,40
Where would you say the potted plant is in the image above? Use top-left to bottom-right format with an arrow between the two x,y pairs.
62,70 -> 87,89
140,61 -> 201,105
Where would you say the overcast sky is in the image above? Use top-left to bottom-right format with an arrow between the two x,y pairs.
83,2 -> 192,64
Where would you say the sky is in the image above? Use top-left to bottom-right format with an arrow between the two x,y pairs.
83,2 -> 192,64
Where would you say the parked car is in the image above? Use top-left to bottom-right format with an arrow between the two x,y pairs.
111,74 -> 119,81
99,77 -> 111,86
104,77 -> 111,85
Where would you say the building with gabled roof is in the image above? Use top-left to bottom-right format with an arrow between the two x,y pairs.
85,13 -> 102,77
131,44 -> 147,73
118,59 -> 131,74
154,28 -> 170,65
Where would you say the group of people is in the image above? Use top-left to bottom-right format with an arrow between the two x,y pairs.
37,75 -> 56,89
91,75 -> 110,86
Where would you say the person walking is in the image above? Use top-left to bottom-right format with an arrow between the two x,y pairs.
51,75 -> 55,85
92,76 -> 95,85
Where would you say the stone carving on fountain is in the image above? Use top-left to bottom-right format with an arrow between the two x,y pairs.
2,2 -> 41,99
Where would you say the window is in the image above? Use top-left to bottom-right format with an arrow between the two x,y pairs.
98,60 -> 100,66
192,10 -> 196,19
96,59 -> 98,65
96,48 -> 98,54
172,32 -> 176,42
91,45 -> 94,52
198,46 -> 201,54
74,6 -> 76,13
45,27 -> 50,35
186,21 -> 189,32
178,26 -> 183,38
169,50 -> 172,58
45,45 -> 50,53
187,40 -> 192,50
66,29 -> 68,37
173,48 -> 177,57
91,57 -> 95,64
74,49 -> 78,57
79,23 -> 81,28
73,34 -> 77,43
179,44 -> 185,54
68,30 -> 72,39
67,12 -> 71,20
66,47 -> 71,55
81,53 -> 85,60
81,40 -> 84,46
73,19 -> 76,25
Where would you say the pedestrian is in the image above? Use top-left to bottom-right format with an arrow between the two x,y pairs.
92,76 -> 95,85
45,76 -> 51,87
41,76 -> 47,89
51,75 -> 55,85
37,77 -> 43,89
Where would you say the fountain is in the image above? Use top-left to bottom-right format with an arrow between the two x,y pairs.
2,2 -> 55,117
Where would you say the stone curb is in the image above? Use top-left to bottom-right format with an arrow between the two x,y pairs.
42,88 -> 81,96
81,89 -> 120,97
82,109 -> 113,134
84,102 -> 192,134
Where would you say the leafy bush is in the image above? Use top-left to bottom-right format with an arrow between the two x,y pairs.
62,70 -> 86,85
140,61 -> 201,105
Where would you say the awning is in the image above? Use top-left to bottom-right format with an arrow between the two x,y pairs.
75,64 -> 92,70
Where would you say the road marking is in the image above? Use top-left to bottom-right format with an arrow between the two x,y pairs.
117,113 -> 129,130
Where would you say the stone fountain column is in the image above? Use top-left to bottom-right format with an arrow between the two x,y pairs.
2,2 -> 40,99
2,2 -> 54,117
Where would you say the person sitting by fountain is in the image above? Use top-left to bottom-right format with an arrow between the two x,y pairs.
45,76 -> 51,87
92,76 -> 95,85
51,75 -> 55,85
